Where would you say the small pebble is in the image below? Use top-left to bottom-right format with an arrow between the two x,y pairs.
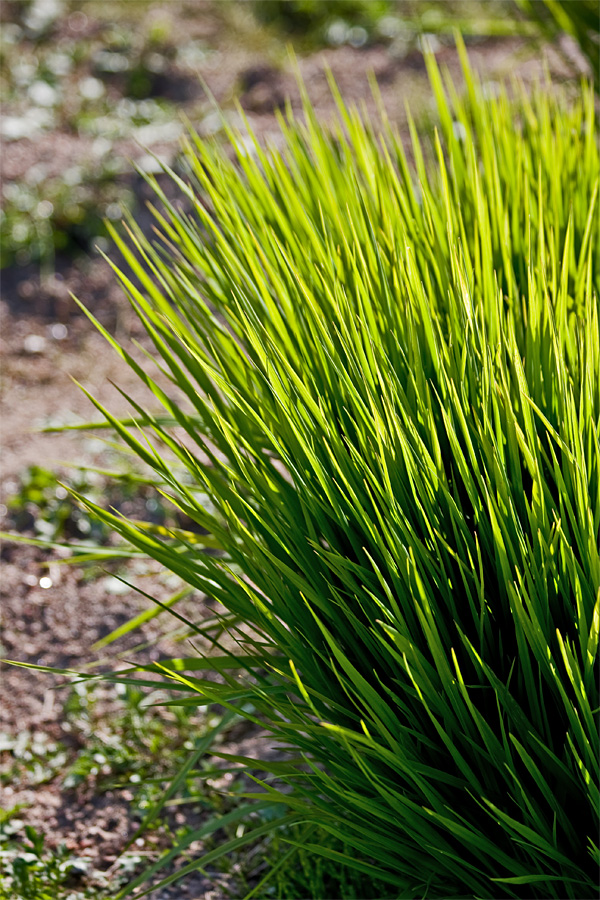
50,323 -> 68,340
79,76 -> 104,100
28,81 -> 58,107
23,334 -> 46,354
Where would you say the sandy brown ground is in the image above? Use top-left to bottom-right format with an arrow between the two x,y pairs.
0,3 -> 587,896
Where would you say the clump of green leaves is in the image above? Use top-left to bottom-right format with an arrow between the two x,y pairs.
0,731 -> 68,789
0,821 -> 144,900
60,682 -> 203,798
6,466 -> 104,541
0,157 -> 131,269
0,825 -> 95,900
44,39 -> 600,900
5,464 -> 172,542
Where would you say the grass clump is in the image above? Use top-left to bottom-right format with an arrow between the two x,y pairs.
52,40 -> 599,899
258,823 -> 403,898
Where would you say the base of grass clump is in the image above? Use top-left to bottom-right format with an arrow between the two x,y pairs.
5,35 -> 599,900
254,823 -> 403,899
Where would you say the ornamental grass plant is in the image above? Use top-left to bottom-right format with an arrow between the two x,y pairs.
25,41 -> 600,898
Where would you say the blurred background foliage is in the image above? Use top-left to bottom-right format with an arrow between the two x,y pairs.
517,0 -> 600,72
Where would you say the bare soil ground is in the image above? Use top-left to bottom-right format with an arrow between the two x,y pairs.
0,2 -> 585,896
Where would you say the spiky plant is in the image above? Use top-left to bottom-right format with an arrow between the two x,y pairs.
40,41 -> 600,898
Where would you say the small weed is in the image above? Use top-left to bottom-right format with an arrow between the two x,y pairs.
0,151 -> 132,269
6,466 -> 106,541
0,825 -> 144,899
5,465 -> 171,543
0,826 -> 97,900
0,804 -> 29,845
0,685 -> 240,897
0,731 -> 68,789
61,682 -> 204,801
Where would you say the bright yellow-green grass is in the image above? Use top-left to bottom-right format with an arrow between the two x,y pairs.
13,39 -> 600,899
